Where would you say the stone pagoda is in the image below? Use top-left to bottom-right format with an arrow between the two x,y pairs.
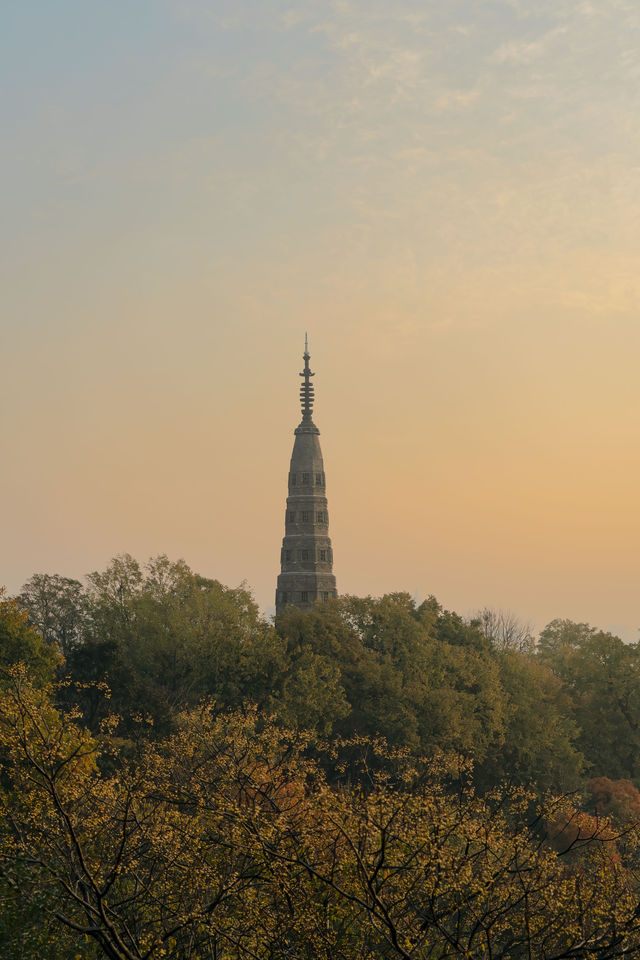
275,337 -> 337,614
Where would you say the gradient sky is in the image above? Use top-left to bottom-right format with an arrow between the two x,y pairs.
2,0 -> 639,638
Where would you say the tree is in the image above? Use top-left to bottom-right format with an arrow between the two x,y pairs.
537,620 -> 640,781
477,650 -> 584,792
0,589 -> 59,685
0,597 -> 70,957
472,606 -> 534,654
587,777 -> 640,827
17,573 -> 88,656
63,555 -> 274,736
329,595 -> 509,761
3,671 -> 640,960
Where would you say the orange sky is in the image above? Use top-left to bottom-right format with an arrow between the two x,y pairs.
2,1 -> 639,638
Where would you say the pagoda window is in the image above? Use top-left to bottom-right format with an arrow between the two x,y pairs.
321,591 -> 329,602
301,510 -> 310,522
300,591 -> 308,602
302,472 -> 310,484
316,511 -> 325,523
319,549 -> 327,561
315,472 -> 322,485
298,550 -> 309,561
288,511 -> 295,522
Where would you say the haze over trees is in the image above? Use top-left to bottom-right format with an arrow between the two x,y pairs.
2,555 -> 640,959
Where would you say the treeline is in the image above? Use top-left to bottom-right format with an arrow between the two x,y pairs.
10,553 -> 640,797
2,555 -> 640,959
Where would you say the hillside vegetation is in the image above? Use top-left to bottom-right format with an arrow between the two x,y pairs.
2,555 -> 640,959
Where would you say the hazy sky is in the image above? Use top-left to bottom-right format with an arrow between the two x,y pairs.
3,0 -> 639,638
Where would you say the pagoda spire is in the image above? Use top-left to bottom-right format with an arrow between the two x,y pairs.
299,333 -> 315,423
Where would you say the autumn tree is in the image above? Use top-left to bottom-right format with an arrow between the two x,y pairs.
2,671 -> 640,960
587,777 -> 640,827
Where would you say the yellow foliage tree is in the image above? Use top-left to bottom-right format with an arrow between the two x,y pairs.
1,668 -> 640,960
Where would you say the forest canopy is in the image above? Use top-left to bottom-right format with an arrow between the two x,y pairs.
2,555 -> 640,959
12,554 -> 639,791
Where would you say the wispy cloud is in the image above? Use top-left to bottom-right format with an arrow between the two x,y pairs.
489,26 -> 567,65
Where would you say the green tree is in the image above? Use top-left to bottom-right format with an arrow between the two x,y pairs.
538,620 -> 640,781
277,595 -> 509,763
64,555 -> 274,735
0,589 -> 59,685
478,650 -> 584,792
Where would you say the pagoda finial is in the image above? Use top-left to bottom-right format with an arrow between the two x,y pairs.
299,336 -> 315,421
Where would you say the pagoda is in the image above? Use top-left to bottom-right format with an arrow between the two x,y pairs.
275,337 -> 337,613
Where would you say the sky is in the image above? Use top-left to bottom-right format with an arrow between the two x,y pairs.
2,0 -> 639,638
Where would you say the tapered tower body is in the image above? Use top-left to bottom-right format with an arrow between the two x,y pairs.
276,339 -> 337,614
